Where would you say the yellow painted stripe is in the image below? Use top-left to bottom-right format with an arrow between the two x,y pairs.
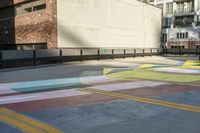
103,68 -> 114,75
0,114 -> 44,133
138,64 -> 154,69
80,88 -> 200,113
0,108 -> 64,133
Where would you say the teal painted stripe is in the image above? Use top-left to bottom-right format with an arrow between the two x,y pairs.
12,78 -> 81,92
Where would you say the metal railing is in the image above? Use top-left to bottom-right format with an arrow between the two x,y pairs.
0,48 -> 161,69
162,48 -> 200,60
174,9 -> 194,15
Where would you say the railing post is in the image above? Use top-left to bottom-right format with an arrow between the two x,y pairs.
0,51 -> 2,69
124,49 -> 126,59
179,47 -> 181,56
143,49 -> 145,57
97,49 -> 100,61
33,50 -> 36,66
80,49 -> 83,62
112,49 -> 114,60
59,49 -> 63,63
196,47 -> 198,57
162,48 -> 165,57
134,49 -> 136,58
199,47 -> 200,61
157,49 -> 159,56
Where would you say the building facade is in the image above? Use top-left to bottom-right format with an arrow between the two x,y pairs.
147,0 -> 200,49
0,0 -> 162,50
0,0 -> 57,50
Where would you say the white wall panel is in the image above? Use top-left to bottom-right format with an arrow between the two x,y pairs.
57,0 -> 162,48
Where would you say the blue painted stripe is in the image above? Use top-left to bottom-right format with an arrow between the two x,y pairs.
12,78 -> 81,92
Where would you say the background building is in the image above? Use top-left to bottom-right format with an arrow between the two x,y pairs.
0,0 -> 57,50
148,0 -> 200,49
0,0 -> 162,50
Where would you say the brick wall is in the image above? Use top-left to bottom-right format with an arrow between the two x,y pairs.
0,0 -> 57,49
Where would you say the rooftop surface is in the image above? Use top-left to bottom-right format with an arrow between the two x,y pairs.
0,56 -> 200,133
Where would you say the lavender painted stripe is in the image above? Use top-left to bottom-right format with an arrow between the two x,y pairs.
91,81 -> 169,91
154,68 -> 200,74
0,84 -> 16,95
0,89 -> 90,105
0,83 -> 16,90
0,89 -> 15,95
80,76 -> 116,84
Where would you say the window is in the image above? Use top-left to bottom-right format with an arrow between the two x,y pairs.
183,33 -> 185,38
185,32 -> 188,38
187,1 -> 193,13
162,33 -> 167,43
164,18 -> 172,28
166,3 -> 173,15
176,2 -> 184,14
15,0 -> 46,16
180,33 -> 183,38
177,32 -> 188,39
177,33 -> 180,39
33,4 -> 46,11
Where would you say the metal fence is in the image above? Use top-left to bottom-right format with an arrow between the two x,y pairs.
0,48 -> 160,69
162,48 -> 200,60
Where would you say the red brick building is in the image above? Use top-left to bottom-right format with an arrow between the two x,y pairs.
0,0 -> 57,50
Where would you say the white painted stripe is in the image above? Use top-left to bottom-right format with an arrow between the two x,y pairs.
80,76 -> 116,84
91,81 -> 169,91
154,68 -> 200,74
0,89 -> 90,105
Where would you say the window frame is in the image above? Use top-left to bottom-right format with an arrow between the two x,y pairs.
15,0 -> 46,16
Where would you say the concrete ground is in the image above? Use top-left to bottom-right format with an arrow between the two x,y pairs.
0,56 -> 200,133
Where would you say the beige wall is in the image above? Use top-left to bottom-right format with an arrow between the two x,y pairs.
57,0 -> 162,48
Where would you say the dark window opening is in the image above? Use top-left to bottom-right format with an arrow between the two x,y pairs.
177,33 -> 180,39
185,32 -> 188,38
33,4 -> 46,11
24,7 -> 32,13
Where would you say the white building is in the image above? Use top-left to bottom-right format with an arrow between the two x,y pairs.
57,0 -> 162,49
147,0 -> 200,48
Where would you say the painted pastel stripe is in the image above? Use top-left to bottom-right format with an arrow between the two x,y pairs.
0,89 -> 16,95
0,83 -> 16,91
0,84 -> 16,95
0,76 -> 116,94
155,68 -> 200,74
80,76 -> 116,84
0,89 -> 90,105
0,80 -> 169,105
91,81 -> 169,91
138,64 -> 177,69
12,78 -> 81,92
